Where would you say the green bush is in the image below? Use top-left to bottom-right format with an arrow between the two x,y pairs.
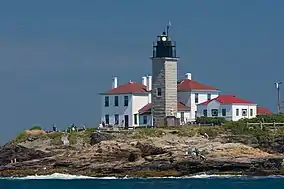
29,125 -> 42,130
196,117 -> 226,125
242,114 -> 284,123
223,121 -> 271,137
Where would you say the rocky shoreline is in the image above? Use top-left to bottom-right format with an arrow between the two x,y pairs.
1,128 -> 284,178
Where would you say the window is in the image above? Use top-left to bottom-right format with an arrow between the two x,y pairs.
203,109 -> 207,117
250,109 -> 253,116
114,96 -> 119,106
104,96 -> 109,107
143,115 -> 148,124
124,96 -> 129,106
105,114 -> 109,124
222,108 -> 226,116
134,114 -> 138,125
236,108 -> 239,116
195,93 -> 199,103
156,88 -> 162,97
207,93 -> 211,101
242,109 -> 247,116
114,114 -> 119,125
211,109 -> 218,117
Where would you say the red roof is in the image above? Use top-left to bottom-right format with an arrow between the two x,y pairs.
139,102 -> 190,114
199,94 -> 255,105
102,82 -> 147,94
257,107 -> 272,115
177,79 -> 217,91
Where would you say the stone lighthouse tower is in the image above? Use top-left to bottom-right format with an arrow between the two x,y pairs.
151,28 -> 179,127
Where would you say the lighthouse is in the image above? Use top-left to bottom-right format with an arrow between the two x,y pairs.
151,27 -> 179,127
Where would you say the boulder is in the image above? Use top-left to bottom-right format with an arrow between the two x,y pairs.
24,130 -> 46,135
90,132 -> 114,145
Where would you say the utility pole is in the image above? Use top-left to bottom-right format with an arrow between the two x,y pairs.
275,81 -> 282,114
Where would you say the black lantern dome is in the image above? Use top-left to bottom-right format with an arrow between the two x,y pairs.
152,31 -> 177,58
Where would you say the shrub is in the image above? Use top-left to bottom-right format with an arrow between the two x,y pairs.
223,121 -> 271,137
242,114 -> 284,123
29,125 -> 42,130
196,117 -> 226,125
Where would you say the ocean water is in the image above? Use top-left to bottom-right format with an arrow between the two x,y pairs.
0,174 -> 284,189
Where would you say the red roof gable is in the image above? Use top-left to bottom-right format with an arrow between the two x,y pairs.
177,79 -> 217,91
139,102 -> 190,114
257,107 -> 272,115
199,94 -> 255,105
102,82 -> 147,94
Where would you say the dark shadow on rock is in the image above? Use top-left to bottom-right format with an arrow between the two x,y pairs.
136,142 -> 166,157
128,152 -> 140,162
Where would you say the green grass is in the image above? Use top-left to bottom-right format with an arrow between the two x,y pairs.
13,132 -> 28,143
12,127 -> 96,146
133,128 -> 165,139
174,125 -> 226,138
68,128 -> 96,145
44,132 -> 65,145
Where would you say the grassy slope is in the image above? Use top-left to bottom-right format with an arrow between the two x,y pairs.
12,121 -> 284,147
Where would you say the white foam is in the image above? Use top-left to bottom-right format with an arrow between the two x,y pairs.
1,173 -> 283,180
1,173 -> 117,180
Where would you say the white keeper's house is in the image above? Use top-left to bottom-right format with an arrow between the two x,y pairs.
99,28 -> 272,128
196,94 -> 258,121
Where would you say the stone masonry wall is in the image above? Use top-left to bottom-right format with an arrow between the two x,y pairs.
151,58 -> 178,127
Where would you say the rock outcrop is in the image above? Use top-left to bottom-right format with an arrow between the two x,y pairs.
0,144 -> 52,166
1,130 -> 284,177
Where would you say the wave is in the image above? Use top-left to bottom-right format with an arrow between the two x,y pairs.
0,173 -> 117,180
1,173 -> 284,180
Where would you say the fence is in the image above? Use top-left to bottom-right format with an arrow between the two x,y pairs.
246,122 -> 284,130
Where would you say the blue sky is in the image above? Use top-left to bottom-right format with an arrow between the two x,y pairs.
0,0 -> 283,143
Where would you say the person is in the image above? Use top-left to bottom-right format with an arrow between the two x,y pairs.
52,124 -> 57,132
98,122 -> 103,130
195,148 -> 200,157
187,146 -> 197,157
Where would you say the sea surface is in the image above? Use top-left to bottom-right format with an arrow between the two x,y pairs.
0,173 -> 284,189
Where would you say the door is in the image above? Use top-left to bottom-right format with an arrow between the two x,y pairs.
180,112 -> 185,124
124,115 -> 129,129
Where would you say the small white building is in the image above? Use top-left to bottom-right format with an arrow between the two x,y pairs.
177,73 -> 220,122
100,76 -> 151,128
196,94 -> 257,121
